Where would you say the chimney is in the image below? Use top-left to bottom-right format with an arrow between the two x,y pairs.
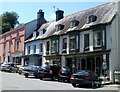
55,9 -> 64,21
37,9 -> 44,27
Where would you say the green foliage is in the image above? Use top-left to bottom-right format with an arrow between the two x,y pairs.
0,11 -> 19,34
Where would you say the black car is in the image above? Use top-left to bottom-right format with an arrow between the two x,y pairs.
70,70 -> 102,88
58,67 -> 76,82
38,65 -> 61,80
1,62 -> 18,73
22,65 -> 41,78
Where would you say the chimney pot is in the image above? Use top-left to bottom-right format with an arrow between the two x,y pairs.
56,9 -> 64,21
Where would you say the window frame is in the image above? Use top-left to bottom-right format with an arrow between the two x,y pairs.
93,30 -> 102,47
69,35 -> 76,51
28,46 -> 30,54
70,20 -> 79,28
51,39 -> 59,54
84,33 -> 90,50
62,38 -> 67,50
33,45 -> 36,53
16,41 -> 19,50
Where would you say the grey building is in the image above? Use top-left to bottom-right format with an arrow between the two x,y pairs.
39,1 -> 120,82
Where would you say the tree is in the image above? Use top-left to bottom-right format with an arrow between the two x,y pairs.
0,11 -> 19,34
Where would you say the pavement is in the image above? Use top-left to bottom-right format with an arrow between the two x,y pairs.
101,81 -> 120,90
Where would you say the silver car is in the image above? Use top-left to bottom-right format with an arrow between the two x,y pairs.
1,62 -> 18,73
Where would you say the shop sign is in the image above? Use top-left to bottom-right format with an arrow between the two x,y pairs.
103,54 -> 106,62
103,54 -> 106,60
102,62 -> 107,69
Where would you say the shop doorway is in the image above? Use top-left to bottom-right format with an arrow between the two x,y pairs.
66,58 -> 72,68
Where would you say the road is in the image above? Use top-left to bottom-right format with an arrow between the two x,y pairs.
1,71 -> 120,91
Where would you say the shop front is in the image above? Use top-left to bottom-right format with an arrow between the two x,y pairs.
43,55 -> 61,66
63,50 -> 110,77
22,54 -> 42,66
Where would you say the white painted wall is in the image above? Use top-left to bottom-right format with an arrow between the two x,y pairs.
109,1 -> 120,82
42,39 -> 51,66
106,25 -> 112,50
25,39 -> 42,55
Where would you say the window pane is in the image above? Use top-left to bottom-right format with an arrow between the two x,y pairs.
84,34 -> 89,48
28,46 -> 30,54
40,43 -> 42,52
69,36 -> 75,50
63,38 -> 67,50
34,45 -> 36,53
46,41 -> 50,51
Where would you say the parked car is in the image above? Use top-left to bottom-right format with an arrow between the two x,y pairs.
58,66 -> 77,82
22,65 -> 41,78
38,65 -> 61,80
1,62 -> 18,73
18,66 -> 26,75
70,70 -> 102,88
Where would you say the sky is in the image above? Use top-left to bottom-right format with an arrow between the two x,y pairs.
0,1 -> 113,24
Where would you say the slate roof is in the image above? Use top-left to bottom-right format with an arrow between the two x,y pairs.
40,2 -> 116,39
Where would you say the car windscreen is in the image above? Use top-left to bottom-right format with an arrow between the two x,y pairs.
76,71 -> 90,76
1,64 -> 10,67
61,67 -> 71,73
42,65 -> 50,70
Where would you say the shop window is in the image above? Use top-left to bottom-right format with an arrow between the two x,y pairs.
84,33 -> 89,50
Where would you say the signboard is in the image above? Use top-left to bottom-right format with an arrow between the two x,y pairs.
103,54 -> 106,60
102,62 -> 107,69
103,54 -> 106,62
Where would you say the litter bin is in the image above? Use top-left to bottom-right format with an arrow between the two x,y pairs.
114,71 -> 120,84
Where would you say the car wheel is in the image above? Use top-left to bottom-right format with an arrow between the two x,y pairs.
72,83 -> 77,87
51,76 -> 55,81
25,74 -> 28,78
91,81 -> 96,88
40,77 -> 43,80
35,74 -> 38,78
18,72 -> 22,75
58,79 -> 61,82
9,69 -> 12,73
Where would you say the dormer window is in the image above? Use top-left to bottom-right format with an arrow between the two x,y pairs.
43,29 -> 46,34
33,31 -> 37,37
39,29 -> 46,36
70,20 -> 79,28
55,24 -> 64,31
86,15 -> 97,23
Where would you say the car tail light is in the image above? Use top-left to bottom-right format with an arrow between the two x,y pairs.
69,73 -> 73,77
83,76 -> 92,80
49,70 -> 53,74
71,74 -> 75,79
